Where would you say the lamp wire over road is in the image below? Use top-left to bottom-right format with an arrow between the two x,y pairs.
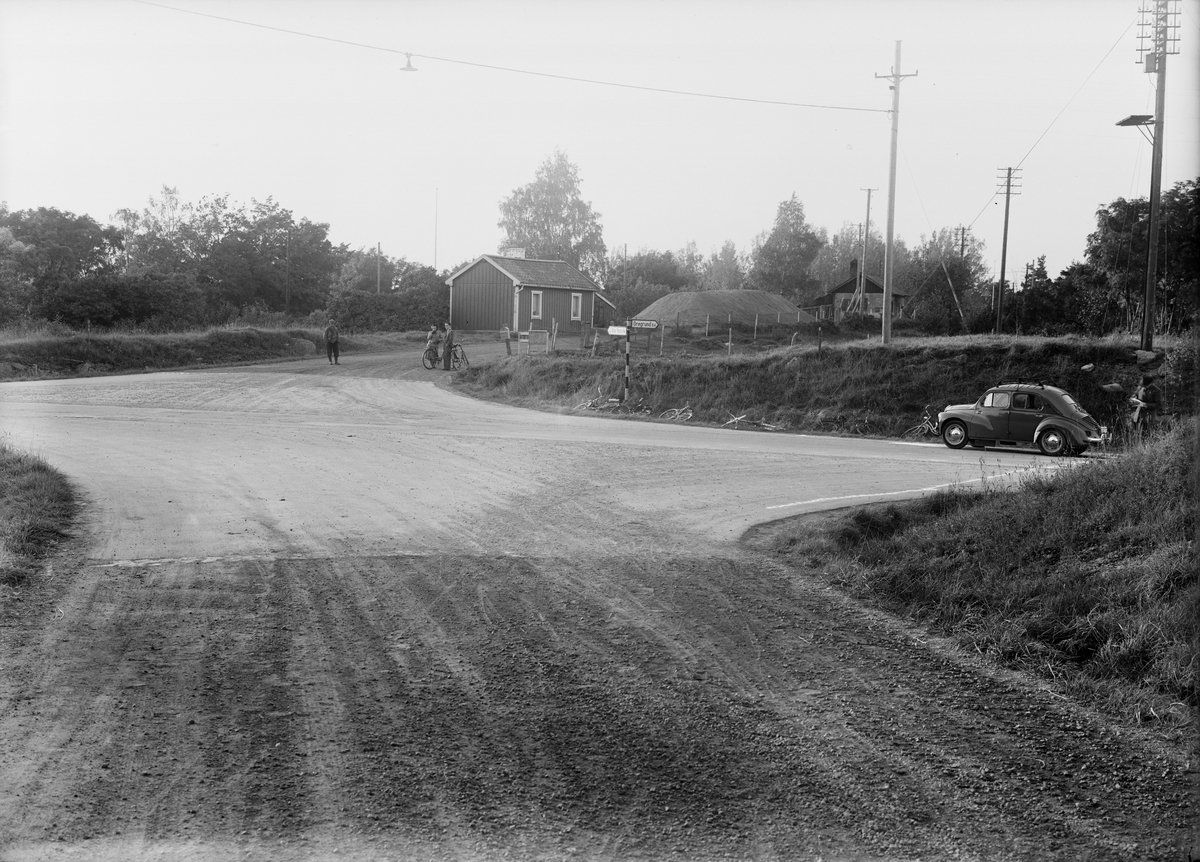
132,0 -> 889,115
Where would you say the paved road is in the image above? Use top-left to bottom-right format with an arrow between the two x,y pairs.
1,350 -> 1190,862
0,349 -> 1045,563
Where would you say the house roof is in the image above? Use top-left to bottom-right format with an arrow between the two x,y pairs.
824,273 -> 908,297
445,255 -> 602,292
635,289 -> 816,325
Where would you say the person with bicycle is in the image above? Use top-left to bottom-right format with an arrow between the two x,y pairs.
441,321 -> 454,371
1130,373 -> 1162,435
425,325 -> 442,363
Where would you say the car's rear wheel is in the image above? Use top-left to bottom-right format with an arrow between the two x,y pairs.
941,419 -> 968,449
1037,427 -> 1069,456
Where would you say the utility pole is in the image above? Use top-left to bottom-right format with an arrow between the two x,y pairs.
284,230 -> 290,314
1136,0 -> 1178,351
858,188 -> 877,315
876,42 -> 917,344
954,225 -> 970,259
995,167 -> 1021,334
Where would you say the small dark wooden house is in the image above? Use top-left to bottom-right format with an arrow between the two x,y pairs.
809,260 -> 907,321
445,252 -> 614,333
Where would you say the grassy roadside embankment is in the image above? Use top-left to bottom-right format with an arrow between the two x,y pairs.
0,326 -> 417,380
752,421 -> 1198,733
0,441 -> 77,590
457,333 -> 1192,438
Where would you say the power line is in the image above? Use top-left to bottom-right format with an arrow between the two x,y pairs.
965,15 -> 1137,231
131,0 -> 889,115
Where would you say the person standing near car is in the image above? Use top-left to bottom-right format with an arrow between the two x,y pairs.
441,321 -> 454,370
323,319 -> 340,365
1131,373 -> 1162,434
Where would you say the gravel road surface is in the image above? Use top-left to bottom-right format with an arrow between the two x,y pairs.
0,347 -> 1194,861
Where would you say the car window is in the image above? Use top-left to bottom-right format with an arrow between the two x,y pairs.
983,392 -> 1011,409
1029,394 -> 1044,410
1013,393 -> 1029,409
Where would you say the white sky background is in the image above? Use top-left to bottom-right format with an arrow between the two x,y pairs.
1,0 -> 1198,284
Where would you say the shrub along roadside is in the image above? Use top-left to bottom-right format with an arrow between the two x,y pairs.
754,420 -> 1199,731
0,441 -> 77,589
0,327 -> 414,380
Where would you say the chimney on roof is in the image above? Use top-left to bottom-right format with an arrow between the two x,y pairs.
849,258 -> 858,281
499,247 -> 526,259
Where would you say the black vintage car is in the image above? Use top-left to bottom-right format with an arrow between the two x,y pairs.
938,380 -> 1104,456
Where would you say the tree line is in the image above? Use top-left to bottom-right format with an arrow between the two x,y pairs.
0,187 -> 447,332
499,152 -> 1197,337
2,153 -> 1195,337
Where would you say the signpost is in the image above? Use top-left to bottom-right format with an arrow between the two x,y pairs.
618,319 -> 656,402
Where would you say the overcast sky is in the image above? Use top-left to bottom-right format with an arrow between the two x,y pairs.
2,0 -> 1198,284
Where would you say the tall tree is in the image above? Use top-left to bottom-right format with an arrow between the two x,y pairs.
603,248 -> 691,293
807,222 -> 888,294
700,240 -> 748,291
1083,195 -> 1148,333
0,204 -> 122,320
895,228 -> 988,334
749,194 -> 825,302
497,151 -> 606,278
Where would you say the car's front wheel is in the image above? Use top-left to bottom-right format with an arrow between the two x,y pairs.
941,419 -> 969,449
1037,427 -> 1070,456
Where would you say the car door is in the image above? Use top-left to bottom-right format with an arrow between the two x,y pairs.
975,390 -> 1011,438
1007,392 -> 1045,443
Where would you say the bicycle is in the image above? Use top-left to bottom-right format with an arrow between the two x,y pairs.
422,343 -> 468,370
659,404 -> 694,422
901,405 -> 939,439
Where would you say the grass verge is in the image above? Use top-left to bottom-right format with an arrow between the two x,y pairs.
455,334 -> 1188,438
0,440 -> 78,589
755,420 -> 1199,733
0,326 -> 417,380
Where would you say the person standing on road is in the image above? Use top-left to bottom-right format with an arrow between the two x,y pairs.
1130,373 -> 1162,435
441,321 -> 454,370
324,319 -> 340,365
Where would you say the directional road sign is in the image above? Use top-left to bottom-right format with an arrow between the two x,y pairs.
629,319 -> 658,330
607,326 -> 627,336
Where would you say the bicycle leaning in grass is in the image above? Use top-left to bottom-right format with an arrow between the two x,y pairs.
901,405 -> 939,439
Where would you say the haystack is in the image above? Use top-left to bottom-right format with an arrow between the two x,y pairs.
635,290 -> 815,326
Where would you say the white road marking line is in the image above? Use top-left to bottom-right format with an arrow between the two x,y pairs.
765,467 -> 1043,511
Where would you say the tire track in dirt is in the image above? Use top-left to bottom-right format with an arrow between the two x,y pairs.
1,540 -> 1192,861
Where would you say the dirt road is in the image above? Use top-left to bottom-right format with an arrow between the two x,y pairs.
0,349 -> 1193,861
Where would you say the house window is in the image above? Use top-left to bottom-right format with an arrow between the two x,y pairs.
531,291 -> 543,320
571,293 -> 582,321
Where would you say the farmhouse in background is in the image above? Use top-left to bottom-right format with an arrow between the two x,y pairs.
635,289 -> 815,329
808,260 -> 908,322
445,250 -> 614,333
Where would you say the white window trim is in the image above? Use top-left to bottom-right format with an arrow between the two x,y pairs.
531,290 -> 543,320
570,293 -> 582,321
